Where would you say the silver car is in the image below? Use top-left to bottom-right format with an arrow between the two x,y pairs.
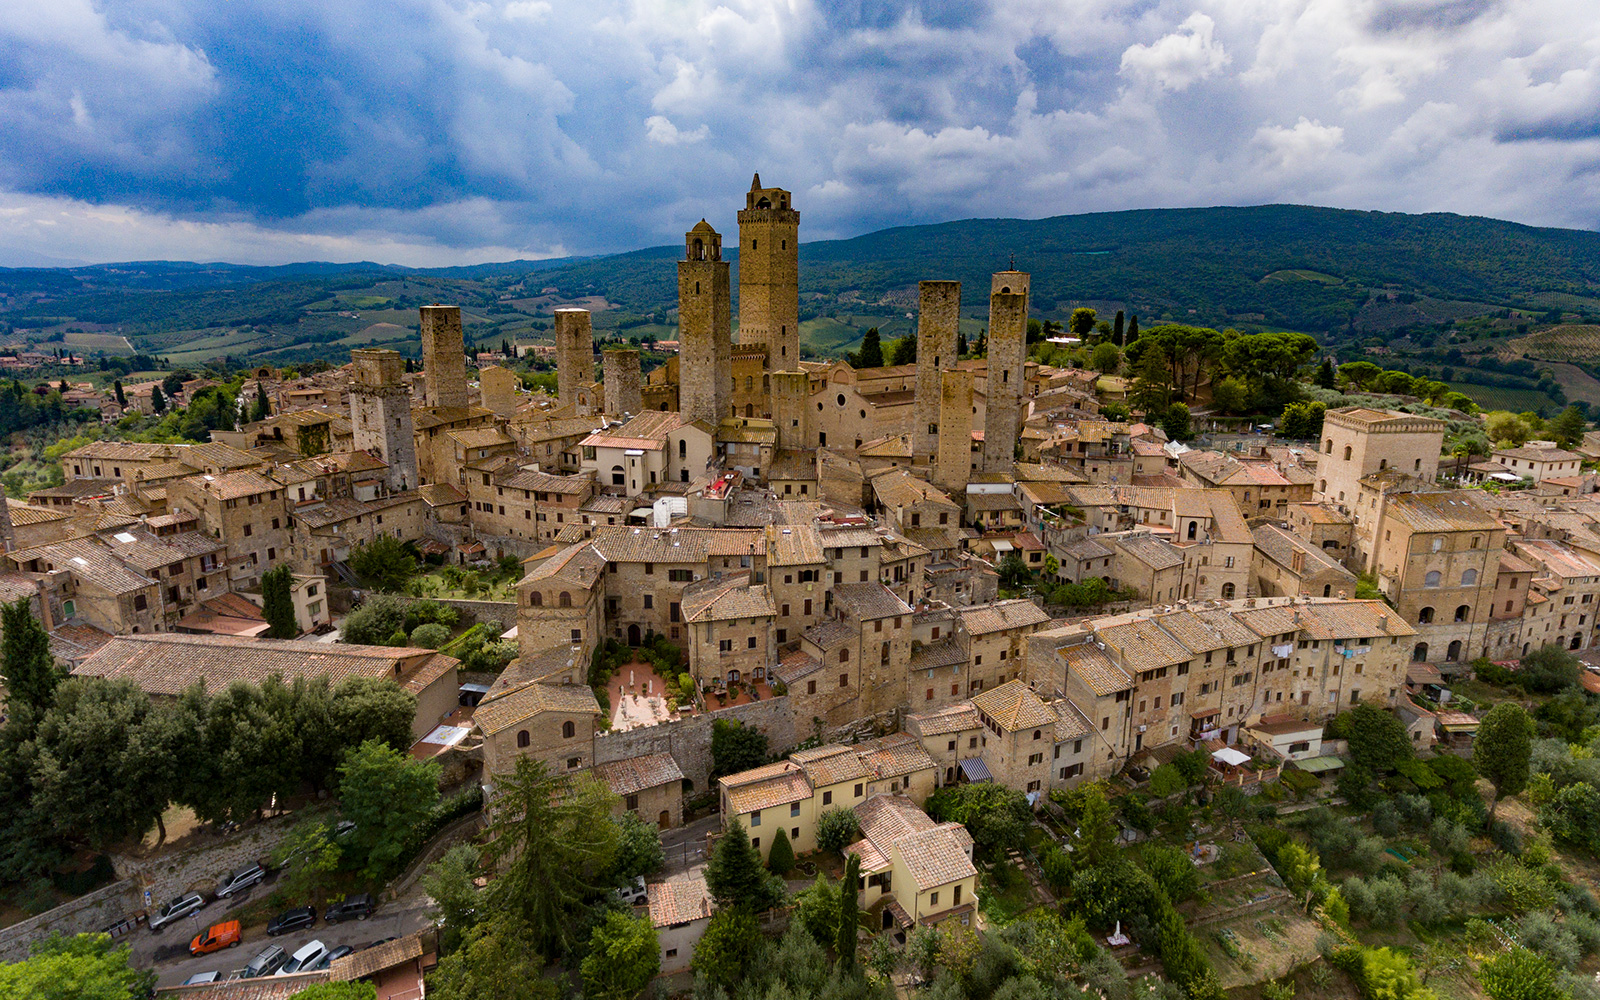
149,892 -> 206,931
216,863 -> 267,898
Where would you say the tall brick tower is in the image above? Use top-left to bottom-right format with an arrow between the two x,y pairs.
350,348 -> 419,493
602,348 -> 642,416
736,174 -> 800,368
555,308 -> 595,412
935,369 -> 975,492
981,271 -> 1029,474
678,220 -> 732,426
419,304 -> 469,410
913,280 -> 960,466
770,370 -> 810,451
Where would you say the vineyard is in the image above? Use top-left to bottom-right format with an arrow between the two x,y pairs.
1510,324 -> 1600,363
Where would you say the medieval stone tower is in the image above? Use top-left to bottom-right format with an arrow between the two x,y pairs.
350,347 -> 418,493
678,220 -> 732,426
419,304 -> 469,410
602,348 -> 643,416
478,364 -> 518,417
736,174 -> 800,368
770,370 -> 810,452
935,369 -> 975,492
913,280 -> 961,466
555,308 -> 595,413
981,271 -> 1029,474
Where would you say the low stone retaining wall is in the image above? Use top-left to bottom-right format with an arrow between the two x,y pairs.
0,879 -> 142,963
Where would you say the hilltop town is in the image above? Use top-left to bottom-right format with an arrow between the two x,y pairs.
0,177 -> 1597,1000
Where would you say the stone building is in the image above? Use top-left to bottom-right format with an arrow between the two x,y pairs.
478,364 -> 520,417
1251,524 -> 1358,598
594,751 -> 686,831
1318,407 -> 1446,509
474,679 -> 603,777
935,369 -> 976,491
603,348 -> 643,416
914,281 -> 961,466
678,222 -> 732,425
555,309 -> 596,413
736,174 -> 801,368
420,305 -> 469,410
166,469 -> 292,590
348,348 -> 418,494
682,574 -> 777,690
981,272 -> 1028,474
969,679 -> 1060,795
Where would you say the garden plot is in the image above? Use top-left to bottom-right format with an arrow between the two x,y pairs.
1199,906 -> 1325,988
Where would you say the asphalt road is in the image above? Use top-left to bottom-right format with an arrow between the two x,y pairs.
144,892 -> 435,988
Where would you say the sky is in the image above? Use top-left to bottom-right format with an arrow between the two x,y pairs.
1,0 -> 1598,267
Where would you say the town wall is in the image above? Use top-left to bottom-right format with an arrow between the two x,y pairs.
0,880 -> 140,964
594,695 -> 797,795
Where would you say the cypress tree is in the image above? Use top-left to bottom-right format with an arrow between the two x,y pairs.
1113,310 -> 1126,346
766,826 -> 795,875
1126,314 -> 1140,344
957,331 -> 967,357
252,383 -> 271,422
150,384 -> 165,414
1316,357 -> 1337,389
857,328 -> 884,369
836,852 -> 859,970
113,380 -> 126,407
261,565 -> 299,639
1,597 -> 64,714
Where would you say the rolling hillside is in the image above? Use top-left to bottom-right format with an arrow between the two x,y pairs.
2,205 -> 1599,367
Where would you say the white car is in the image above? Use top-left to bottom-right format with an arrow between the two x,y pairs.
148,892 -> 206,931
615,876 -> 648,906
277,940 -> 327,976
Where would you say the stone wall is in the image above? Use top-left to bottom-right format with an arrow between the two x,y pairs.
602,349 -> 642,416
594,695 -> 797,795
120,815 -> 301,908
420,306 -> 469,410
935,370 -> 975,491
555,309 -> 595,412
0,880 -> 141,964
914,281 -> 961,464
982,287 -> 1028,474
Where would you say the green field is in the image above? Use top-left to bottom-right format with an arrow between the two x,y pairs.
1449,383 -> 1554,413
1260,269 -> 1342,285
61,331 -> 133,353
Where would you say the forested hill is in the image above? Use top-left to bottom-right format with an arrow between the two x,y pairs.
545,204 -> 1600,333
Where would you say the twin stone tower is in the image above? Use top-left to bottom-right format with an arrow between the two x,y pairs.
547,174 -> 1031,487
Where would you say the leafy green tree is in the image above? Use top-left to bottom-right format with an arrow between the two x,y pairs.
581,910 -> 659,1000
693,909 -> 762,991
1476,703 -> 1534,820
1518,645 -> 1582,694
1541,781 -> 1600,847
817,806 -> 862,852
329,676 -> 417,755
998,553 -> 1031,589
0,932 -> 155,1000
422,843 -> 482,954
926,782 -> 1033,857
705,819 -> 785,912
611,812 -> 665,882
837,851 -> 860,971
1141,845 -> 1202,903
1149,764 -> 1186,799
1550,405 -> 1587,448
1338,361 -> 1383,389
261,565 -> 299,639
428,919 -> 561,1000
338,739 -> 441,880
1130,342 -> 1174,417
348,535 -> 418,593
341,593 -> 410,645
795,873 -> 839,944
890,335 -> 917,366
409,623 -> 450,649
710,718 -> 769,778
1073,786 -> 1120,867
271,819 -> 342,905
2,596 -> 65,715
1280,400 -> 1327,440
482,759 -> 620,958
1211,377 -> 1250,414
1070,308 -> 1098,339
1092,342 -> 1121,374
1345,704 -> 1414,773
767,825 -> 795,874
289,984 -> 377,1000
1161,402 -> 1193,442
1478,946 -> 1566,1000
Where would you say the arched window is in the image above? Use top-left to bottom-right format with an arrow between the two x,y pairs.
1461,569 -> 1478,585
1454,605 -> 1470,622
1319,479 -> 1327,493
563,721 -> 576,738
1424,571 -> 1441,587
1221,583 -> 1235,599
1412,642 -> 1428,662
839,648 -> 850,663
1572,635 -> 1583,650
1446,640 -> 1461,661
611,465 -> 625,486
1325,439 -> 1334,454
559,591 -> 572,607
1343,446 -> 1352,460
517,730 -> 530,748
1418,607 -> 1434,623
530,591 -> 543,607
1379,459 -> 1388,470
1187,521 -> 1198,540
1323,584 -> 1332,597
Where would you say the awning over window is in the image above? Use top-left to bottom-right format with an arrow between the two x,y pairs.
1212,747 -> 1251,767
958,758 -> 993,782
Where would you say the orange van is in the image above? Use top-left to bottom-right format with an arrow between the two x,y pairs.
189,920 -> 241,956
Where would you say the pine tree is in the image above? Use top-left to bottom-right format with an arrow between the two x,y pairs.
836,852 -> 859,971
113,380 -> 126,407
1,597 -> 65,714
1113,310 -> 1125,346
150,384 -> 165,413
705,819 -> 783,912
261,565 -> 299,639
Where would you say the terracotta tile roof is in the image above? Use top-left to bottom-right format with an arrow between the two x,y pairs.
75,634 -> 457,698
98,526 -> 224,569
765,524 -> 824,565
872,470 -> 958,510
898,825 -> 979,891
1494,444 -> 1583,463
1296,502 -> 1352,524
958,599 -> 1051,635
448,427 -> 515,449
971,680 -> 1057,731
1252,525 -> 1354,579
186,469 -> 283,501
909,637 -> 968,671
10,537 -> 154,594
647,869 -> 715,928
589,525 -> 765,564
473,681 -> 600,735
681,575 -> 775,623
49,622 -> 113,662
29,478 -> 120,499
1515,539 -> 1600,581
804,619 -> 858,650
791,745 -> 872,786
417,483 -> 469,506
775,648 -> 823,683
1094,617 -> 1194,670
1061,538 -> 1114,561
906,703 -> 981,736
857,732 -> 937,778
1051,699 -> 1094,740
1112,534 -> 1185,571
329,930 -> 424,982
834,582 -> 913,620
1059,642 -> 1133,695
501,470 -> 593,494
1387,493 -> 1504,533
523,542 -> 609,587
720,761 -> 813,814
133,460 -> 202,482
593,752 -> 685,795
156,974 -> 331,998
850,794 -> 976,889
4,501 -> 70,525
65,441 -> 173,462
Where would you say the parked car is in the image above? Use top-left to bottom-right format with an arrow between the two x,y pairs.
277,940 -> 327,976
182,972 -> 219,986
266,906 -> 316,937
361,936 -> 397,951
148,892 -> 207,931
311,944 -> 355,971
615,876 -> 648,906
322,893 -> 376,924
216,864 -> 267,898
242,944 -> 287,979
189,920 -> 241,956
333,820 -> 357,840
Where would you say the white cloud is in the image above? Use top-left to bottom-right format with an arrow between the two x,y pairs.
645,115 -> 710,145
1120,13 -> 1231,92
1253,117 -> 1346,170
